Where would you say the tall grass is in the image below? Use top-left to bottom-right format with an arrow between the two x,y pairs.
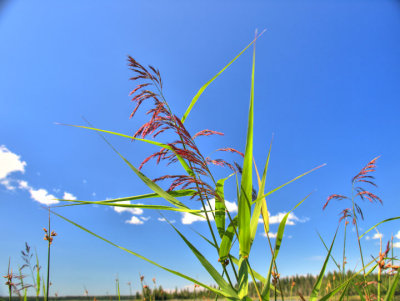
47,33 -> 400,300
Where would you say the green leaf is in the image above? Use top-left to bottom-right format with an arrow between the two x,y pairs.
163,216 -> 238,299
359,216 -> 400,239
56,190 -> 196,208
238,32 -> 257,258
219,216 -> 238,261
309,227 -> 338,301
57,199 -> 204,214
51,210 -> 231,298
384,270 -> 399,301
58,124 -> 195,177
261,193 -> 311,300
215,174 -> 234,238
181,31 -> 265,124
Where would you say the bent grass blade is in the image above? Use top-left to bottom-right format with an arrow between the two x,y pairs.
162,216 -> 239,299
181,30 -> 266,124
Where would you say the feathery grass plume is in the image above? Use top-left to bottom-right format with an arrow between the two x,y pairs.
323,157 -> 382,299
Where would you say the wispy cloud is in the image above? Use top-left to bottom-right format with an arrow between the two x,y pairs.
393,242 -> 400,249
181,198 -> 237,225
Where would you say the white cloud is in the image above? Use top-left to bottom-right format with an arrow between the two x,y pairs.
125,216 -> 144,225
0,178 -> 16,190
393,242 -> 400,249
16,180 -> 58,205
0,145 -> 26,180
262,232 -> 277,238
258,212 -> 309,226
372,233 -> 383,240
158,217 -> 175,223
395,231 -> 400,240
181,198 -> 238,225
113,201 -> 143,215
29,187 -> 58,205
63,192 -> 77,200
140,216 -> 151,221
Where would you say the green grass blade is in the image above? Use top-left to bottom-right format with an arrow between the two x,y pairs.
55,190 -> 196,208
251,164 -> 326,206
163,216 -> 238,298
58,124 -> 195,177
57,199 -> 204,215
51,210 -> 231,298
238,31 -> 257,259
309,227 -> 339,301
181,31 -> 265,124
261,193 -> 311,300
384,270 -> 399,301
359,216 -> 400,239
215,174 -> 234,238
316,231 -> 341,271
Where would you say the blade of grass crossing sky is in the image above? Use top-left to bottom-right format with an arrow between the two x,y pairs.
309,227 -> 338,301
59,124 -> 195,177
85,125 -> 191,210
56,190 -> 195,208
163,217 -> 239,299
261,193 -> 311,300
251,164 -> 326,206
51,211 -> 233,299
181,30 -> 265,124
359,216 -> 400,239
57,200 -> 204,215
316,231 -> 341,271
238,29 -> 257,259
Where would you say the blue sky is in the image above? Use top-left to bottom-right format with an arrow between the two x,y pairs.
1,0 -> 400,296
